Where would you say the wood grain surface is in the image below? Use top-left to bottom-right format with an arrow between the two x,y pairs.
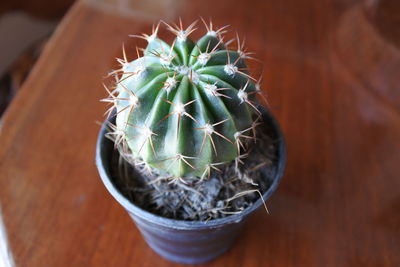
0,0 -> 399,266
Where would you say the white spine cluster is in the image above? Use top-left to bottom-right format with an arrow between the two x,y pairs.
224,64 -> 238,76
163,76 -> 177,94
198,53 -> 211,65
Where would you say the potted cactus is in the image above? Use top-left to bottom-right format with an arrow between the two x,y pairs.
96,19 -> 286,264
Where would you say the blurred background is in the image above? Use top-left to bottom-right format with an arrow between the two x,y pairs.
0,0 -> 75,116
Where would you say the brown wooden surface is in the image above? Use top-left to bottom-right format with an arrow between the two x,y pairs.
0,0 -> 75,19
0,0 -> 399,266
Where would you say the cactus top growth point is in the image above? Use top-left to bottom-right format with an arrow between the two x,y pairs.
103,19 -> 265,179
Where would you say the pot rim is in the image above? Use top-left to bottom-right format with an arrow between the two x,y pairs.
95,108 -> 287,230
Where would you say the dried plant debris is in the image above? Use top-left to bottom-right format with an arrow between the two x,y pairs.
109,122 -> 277,221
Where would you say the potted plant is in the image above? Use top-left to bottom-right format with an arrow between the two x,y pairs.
96,19 -> 286,264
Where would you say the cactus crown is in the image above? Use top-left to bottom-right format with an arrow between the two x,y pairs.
103,19 -> 264,179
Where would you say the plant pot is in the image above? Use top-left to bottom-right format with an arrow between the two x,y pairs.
95,108 -> 287,264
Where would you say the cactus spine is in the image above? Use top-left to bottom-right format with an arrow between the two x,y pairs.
103,20 -> 263,179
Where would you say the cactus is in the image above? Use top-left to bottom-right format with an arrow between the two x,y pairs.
103,20 -> 264,179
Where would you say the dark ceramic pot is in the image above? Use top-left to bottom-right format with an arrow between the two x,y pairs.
95,109 -> 286,264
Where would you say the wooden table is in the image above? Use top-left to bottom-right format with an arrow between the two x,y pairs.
1,0 -> 399,266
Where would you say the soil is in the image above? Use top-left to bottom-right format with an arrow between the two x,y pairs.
109,121 -> 278,221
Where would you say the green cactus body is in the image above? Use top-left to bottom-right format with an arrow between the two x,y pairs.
109,22 -> 260,178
